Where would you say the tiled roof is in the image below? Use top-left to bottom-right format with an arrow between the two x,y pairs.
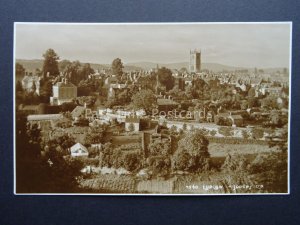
70,143 -> 87,153
27,114 -> 62,121
71,106 -> 86,118
54,81 -> 76,88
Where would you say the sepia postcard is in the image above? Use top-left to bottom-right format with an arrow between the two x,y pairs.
14,22 -> 291,195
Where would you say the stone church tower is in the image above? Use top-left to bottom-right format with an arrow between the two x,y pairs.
189,49 -> 201,73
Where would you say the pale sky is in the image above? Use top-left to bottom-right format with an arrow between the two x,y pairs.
15,23 -> 291,68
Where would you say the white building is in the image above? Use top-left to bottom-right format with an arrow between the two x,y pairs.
22,74 -> 41,95
70,143 -> 89,157
50,78 -> 77,105
125,116 -> 140,132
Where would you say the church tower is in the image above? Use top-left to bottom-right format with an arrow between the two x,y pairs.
189,49 -> 201,73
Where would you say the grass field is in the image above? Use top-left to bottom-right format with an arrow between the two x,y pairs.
208,142 -> 276,157
110,135 -> 141,145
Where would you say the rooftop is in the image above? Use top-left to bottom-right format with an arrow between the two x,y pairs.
27,114 -> 63,121
125,116 -> 140,123
157,98 -> 179,106
70,143 -> 87,152
54,80 -> 76,88
71,106 -> 86,118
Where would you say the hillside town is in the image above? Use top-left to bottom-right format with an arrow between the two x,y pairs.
15,48 -> 289,194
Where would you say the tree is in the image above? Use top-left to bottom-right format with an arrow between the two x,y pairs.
54,116 -> 73,129
169,125 -> 178,135
269,111 -> 281,126
75,96 -> 96,107
192,78 -> 209,100
116,89 -> 131,105
261,95 -> 278,109
248,97 -> 258,108
35,68 -> 42,76
210,130 -> 217,136
222,153 -> 248,172
123,152 -> 141,172
248,87 -> 256,98
16,80 -> 23,92
60,102 -> 77,112
15,63 -> 25,77
65,60 -> 82,85
59,59 -> 72,73
268,126 -> 288,152
84,127 -> 105,145
42,49 -> 60,77
249,151 -> 287,193
179,67 -> 188,74
242,130 -> 250,139
157,67 -> 175,91
16,112 -> 83,193
177,130 -> 209,156
131,89 -> 156,114
251,128 -> 264,139
173,130 -> 210,172
147,156 -> 171,177
80,63 -> 95,80
111,58 -> 124,79
47,134 -> 76,156
39,78 -> 53,103
148,139 -> 171,157
218,126 -> 234,137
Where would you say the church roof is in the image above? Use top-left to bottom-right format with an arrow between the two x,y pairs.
54,81 -> 76,88
125,116 -> 140,123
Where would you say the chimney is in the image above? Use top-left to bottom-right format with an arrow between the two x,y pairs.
168,96 -> 171,100
84,103 -> 87,108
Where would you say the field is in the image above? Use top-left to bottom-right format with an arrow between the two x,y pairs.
110,134 -> 141,145
79,174 -> 137,193
208,142 -> 275,157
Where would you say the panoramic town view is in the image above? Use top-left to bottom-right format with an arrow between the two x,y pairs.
14,23 -> 290,194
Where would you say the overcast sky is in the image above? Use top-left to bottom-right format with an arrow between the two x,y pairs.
15,23 -> 291,68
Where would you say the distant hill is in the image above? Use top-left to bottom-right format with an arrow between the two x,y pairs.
16,59 -> 44,72
16,59 -> 288,74
16,59 -> 144,73
126,61 -> 248,72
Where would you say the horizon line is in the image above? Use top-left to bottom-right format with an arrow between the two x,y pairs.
15,58 -> 289,70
